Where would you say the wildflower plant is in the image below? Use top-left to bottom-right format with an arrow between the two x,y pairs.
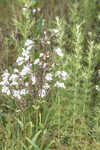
1,0 -> 100,150
0,2 -> 68,149
0,1 -> 67,110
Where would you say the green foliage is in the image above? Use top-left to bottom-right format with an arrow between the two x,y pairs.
0,0 -> 100,150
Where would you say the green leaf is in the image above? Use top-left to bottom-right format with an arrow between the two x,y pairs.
25,130 -> 41,150
20,142 -> 28,150
17,119 -> 24,129
26,137 -> 40,150
32,130 -> 42,143
44,140 -> 55,150
36,16 -> 43,37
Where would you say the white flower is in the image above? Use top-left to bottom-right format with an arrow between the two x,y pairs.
44,31 -> 46,34
34,58 -> 40,65
52,29 -> 59,34
45,73 -> 53,81
39,89 -> 46,98
54,81 -> 66,88
0,80 -> 9,86
25,82 -> 29,87
9,74 -> 18,81
14,68 -> 19,73
47,41 -> 51,44
16,56 -> 25,66
96,85 -> 100,91
60,71 -> 67,80
0,81 -> 4,86
32,9 -> 36,13
22,48 -> 29,56
42,63 -> 47,68
56,71 -> 67,80
0,70 -> 10,86
2,70 -> 10,80
25,39 -> 34,46
55,48 -> 63,57
10,81 -> 18,86
21,48 -> 30,61
26,45 -> 33,51
2,70 -> 10,77
2,86 -> 11,95
43,83 -> 50,89
20,89 -> 28,95
13,90 -> 21,99
39,53 -> 44,57
24,56 -> 30,61
31,75 -> 36,85
22,7 -> 27,12
7,90 -> 11,95
20,64 -> 32,76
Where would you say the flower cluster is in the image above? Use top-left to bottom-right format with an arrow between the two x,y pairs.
0,36 -> 67,101
22,3 -> 41,15
55,48 -> 64,57
0,20 -> 68,102
96,85 -> 100,91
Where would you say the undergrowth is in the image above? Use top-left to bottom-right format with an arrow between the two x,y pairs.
0,0 -> 100,150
